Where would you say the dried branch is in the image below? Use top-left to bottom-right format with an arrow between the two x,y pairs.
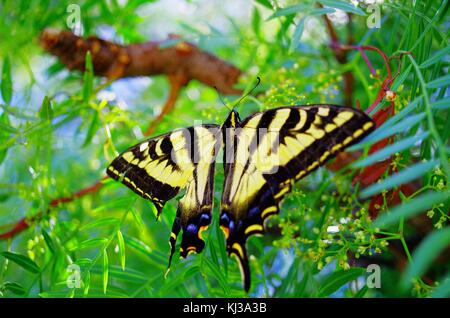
0,178 -> 105,240
322,10 -> 354,106
39,29 -> 242,135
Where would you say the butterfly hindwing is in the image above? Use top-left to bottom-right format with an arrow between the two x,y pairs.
220,105 -> 376,291
107,124 -> 221,269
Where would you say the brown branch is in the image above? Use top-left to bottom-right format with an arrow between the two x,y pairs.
0,178 -> 106,240
39,29 -> 243,135
144,73 -> 189,136
321,10 -> 354,106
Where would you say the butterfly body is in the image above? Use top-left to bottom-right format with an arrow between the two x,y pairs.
107,104 -> 375,291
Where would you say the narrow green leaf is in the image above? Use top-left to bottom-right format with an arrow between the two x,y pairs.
427,74 -> 450,89
379,97 -> 422,129
80,217 -> 120,231
83,51 -> 93,102
373,191 -> 450,228
204,258 -> 230,295
354,285 -> 368,298
319,0 -> 366,15
431,97 -> 450,110
252,7 -> 261,37
91,265 -> 148,283
352,132 -> 430,168
129,208 -> 144,230
267,4 -> 310,20
41,229 -> 55,254
117,230 -> 126,270
391,65 -> 412,90
83,270 -> 91,296
319,268 -> 365,296
360,160 -> 439,198
290,17 -> 305,52
0,112 -> 12,164
103,250 -> 109,294
183,265 -> 201,280
39,96 -> 53,121
353,113 -> 426,150
255,0 -> 273,9
420,46 -> 450,68
402,227 -> 450,289
1,56 -> 12,104
2,282 -> 26,295
431,273 -> 450,298
82,111 -> 99,148
0,251 -> 40,274
0,112 -> 15,134
73,238 -> 108,250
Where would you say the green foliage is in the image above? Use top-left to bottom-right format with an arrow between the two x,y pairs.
0,0 -> 449,298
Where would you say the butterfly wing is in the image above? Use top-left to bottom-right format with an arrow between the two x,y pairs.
220,105 -> 376,291
107,124 -> 221,267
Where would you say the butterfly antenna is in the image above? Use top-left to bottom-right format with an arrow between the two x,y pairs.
214,86 -> 232,111
232,76 -> 261,109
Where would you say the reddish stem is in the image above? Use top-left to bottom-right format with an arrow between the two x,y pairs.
0,178 -> 106,240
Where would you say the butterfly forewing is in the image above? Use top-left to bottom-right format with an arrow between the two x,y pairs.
107,124 -> 221,269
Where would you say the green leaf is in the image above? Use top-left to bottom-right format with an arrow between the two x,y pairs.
1,56 -> 12,104
90,265 -> 147,283
129,207 -> 144,230
204,258 -> 230,295
0,251 -> 40,274
431,97 -> 450,110
80,217 -> 120,231
352,132 -> 430,168
354,285 -> 368,298
420,46 -> 450,68
83,51 -> 93,102
318,268 -> 365,296
41,229 -> 55,254
83,112 -> 100,148
117,230 -> 126,270
0,112 -> 15,134
267,4 -> 310,20
373,191 -> 450,228
73,238 -> 108,250
402,227 -> 450,289
103,250 -> 109,294
289,17 -> 305,52
0,112 -> 12,164
360,160 -> 439,198
319,0 -> 366,16
431,273 -> 450,298
39,96 -> 53,121
379,97 -> 422,130
83,270 -> 91,296
391,65 -> 412,90
427,74 -> 450,89
252,7 -> 261,37
353,112 -> 426,150
254,0 -> 273,9
2,281 -> 26,295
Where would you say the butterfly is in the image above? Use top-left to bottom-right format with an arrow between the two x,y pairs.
106,101 -> 375,292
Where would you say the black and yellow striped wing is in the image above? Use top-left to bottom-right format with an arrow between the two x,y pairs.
220,105 -> 375,291
107,124 -> 221,268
